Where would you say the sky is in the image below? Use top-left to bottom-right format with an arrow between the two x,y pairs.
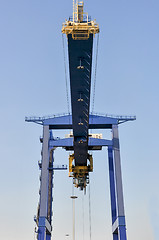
0,0 -> 159,240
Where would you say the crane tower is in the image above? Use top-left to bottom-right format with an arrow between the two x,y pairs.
26,1 -> 136,240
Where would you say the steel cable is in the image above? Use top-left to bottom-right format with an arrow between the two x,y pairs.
91,33 -> 100,114
62,34 -> 70,115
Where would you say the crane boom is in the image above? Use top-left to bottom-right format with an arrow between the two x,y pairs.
62,0 -> 99,190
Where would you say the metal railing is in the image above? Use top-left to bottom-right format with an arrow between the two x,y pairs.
25,112 -> 71,122
69,15 -> 91,22
25,112 -> 136,123
90,112 -> 136,121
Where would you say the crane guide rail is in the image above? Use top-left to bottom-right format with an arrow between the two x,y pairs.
26,1 -> 136,240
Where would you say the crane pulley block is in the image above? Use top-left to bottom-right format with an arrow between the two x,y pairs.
69,153 -> 93,190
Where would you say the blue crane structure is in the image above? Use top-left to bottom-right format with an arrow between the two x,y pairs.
26,1 -> 136,240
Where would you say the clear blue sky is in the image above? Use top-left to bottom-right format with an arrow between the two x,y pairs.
0,0 -> 159,240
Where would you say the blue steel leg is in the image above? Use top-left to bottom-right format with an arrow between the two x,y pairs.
46,148 -> 54,240
37,127 -> 54,240
119,226 -> 127,240
112,125 -> 127,240
108,146 -> 119,240
108,146 -> 117,224
46,234 -> 51,240
38,226 -> 46,240
47,147 -> 54,224
113,234 -> 118,240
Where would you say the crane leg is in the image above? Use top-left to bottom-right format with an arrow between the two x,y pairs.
46,234 -> 51,240
118,226 -> 127,240
38,228 -> 51,240
37,126 -> 54,240
113,234 -> 119,240
38,227 -> 46,240
108,125 -> 127,240
108,145 -> 119,240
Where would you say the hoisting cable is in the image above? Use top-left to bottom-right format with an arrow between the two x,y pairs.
72,180 -> 75,196
88,180 -> 92,240
91,33 -> 100,114
62,34 -> 70,115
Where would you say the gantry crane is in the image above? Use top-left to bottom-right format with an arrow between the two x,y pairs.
26,1 -> 136,240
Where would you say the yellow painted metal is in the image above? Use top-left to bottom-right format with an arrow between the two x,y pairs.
62,0 -> 99,40
69,153 -> 93,178
69,153 -> 93,189
88,154 -> 93,172
69,154 -> 74,173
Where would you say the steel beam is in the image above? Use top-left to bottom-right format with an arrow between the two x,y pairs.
46,234 -> 51,240
49,137 -> 112,148
26,114 -> 136,129
38,126 -> 54,240
38,226 -> 46,240
110,125 -> 127,240
39,125 -> 50,217
108,146 -> 117,224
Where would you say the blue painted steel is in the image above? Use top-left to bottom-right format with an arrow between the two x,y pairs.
49,137 -> 112,148
113,234 -> 119,240
119,226 -> 127,240
37,131 -> 54,240
118,216 -> 126,226
38,226 -> 46,240
108,146 -> 117,224
47,149 -> 54,224
39,217 -> 51,232
108,140 -> 127,240
25,114 -> 136,127
43,114 -> 118,128
46,234 -> 51,240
